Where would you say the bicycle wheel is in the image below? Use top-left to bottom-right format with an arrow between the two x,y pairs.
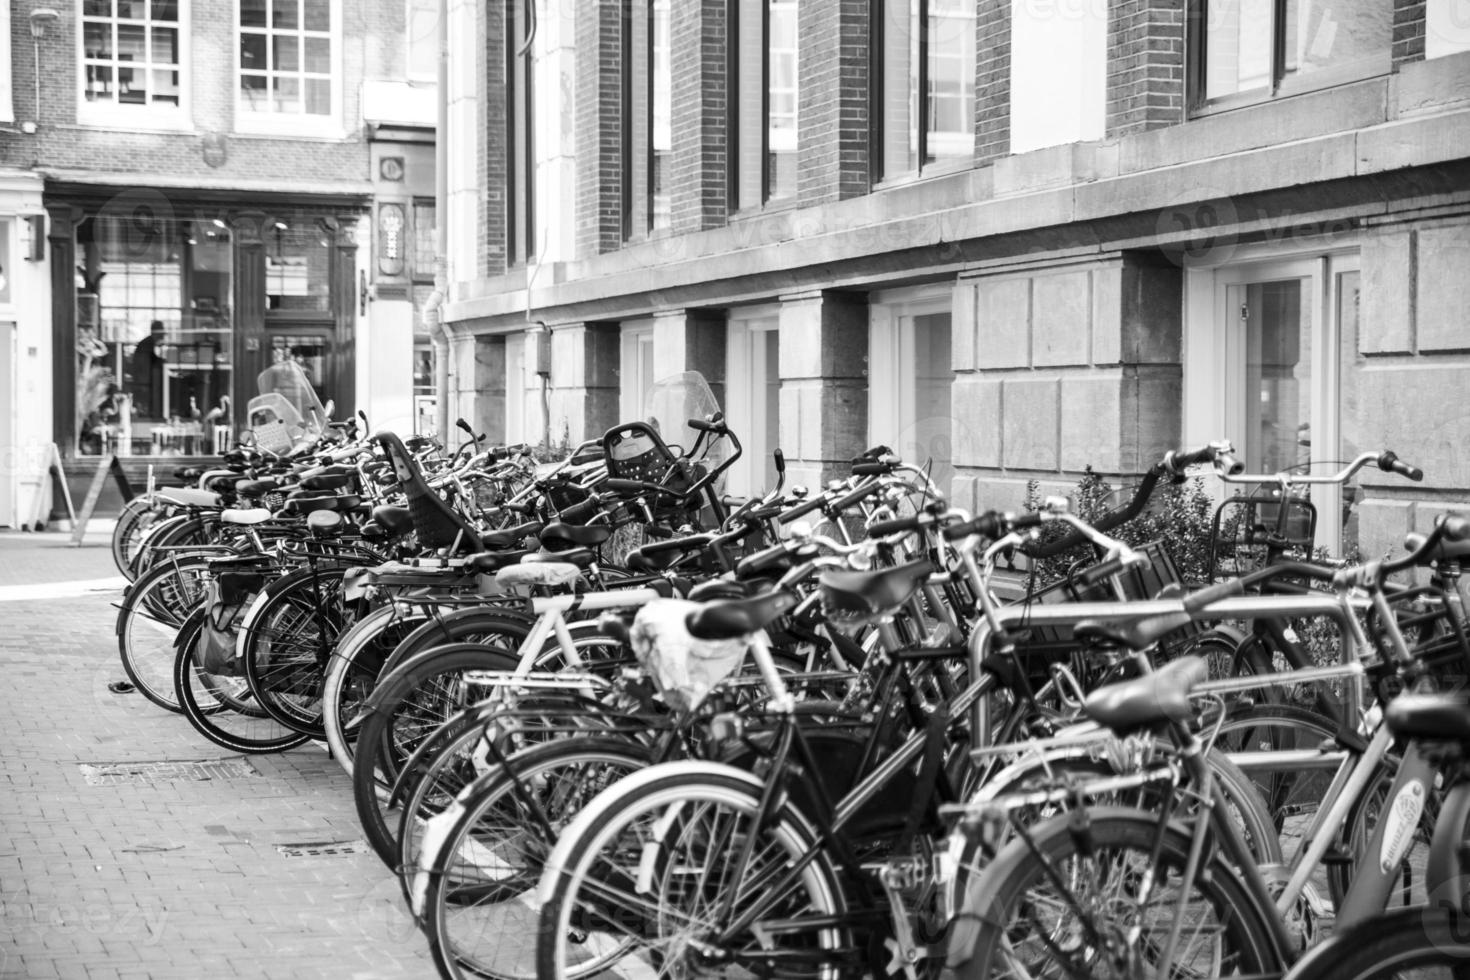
375,604 -> 535,679
1287,906 -> 1470,980
173,611 -> 311,754
947,805 -> 1283,980
116,553 -> 215,711
352,637 -> 528,868
535,760 -> 851,980
1215,703 -> 1340,856
131,514 -> 219,577
112,495 -> 160,581
419,737 -> 654,980
321,603 -> 430,775
239,564 -> 354,737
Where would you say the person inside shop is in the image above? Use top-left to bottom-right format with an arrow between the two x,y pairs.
129,320 -> 168,419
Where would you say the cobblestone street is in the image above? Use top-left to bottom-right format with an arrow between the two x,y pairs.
0,531 -> 433,979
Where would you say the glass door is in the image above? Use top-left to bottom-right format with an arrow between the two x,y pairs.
725,310 -> 781,497
870,289 -> 956,494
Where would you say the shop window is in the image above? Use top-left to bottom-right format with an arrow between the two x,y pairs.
74,215 -> 233,456
266,221 -> 332,313
1190,0 -> 1390,109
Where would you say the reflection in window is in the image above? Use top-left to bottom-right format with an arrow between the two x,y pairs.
767,0 -> 799,201
650,0 -> 672,231
412,201 -> 436,281
82,0 -> 182,109
882,0 -> 976,177
407,0 -> 438,79
1201,0 -> 1389,102
266,223 -> 332,312
239,0 -> 333,116
74,215 -> 234,454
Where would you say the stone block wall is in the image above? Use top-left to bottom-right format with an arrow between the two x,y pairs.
949,254 -> 1184,514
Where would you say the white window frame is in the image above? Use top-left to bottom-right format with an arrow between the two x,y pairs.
233,0 -> 344,137
619,320 -> 656,424
76,0 -> 191,131
406,0 -> 439,82
505,332 -> 527,444
1183,243 -> 1361,554
725,306 -> 781,498
0,10 -> 13,124
869,284 -> 954,489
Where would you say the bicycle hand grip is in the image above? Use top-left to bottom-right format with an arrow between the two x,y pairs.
1439,514 -> 1470,542
852,461 -> 894,477
867,514 -> 928,538
603,478 -> 650,495
1076,555 -> 1131,589
1378,451 -> 1424,482
779,494 -> 826,524
1182,577 -> 1245,614
688,416 -> 725,433
942,511 -> 1007,541
556,498 -> 600,523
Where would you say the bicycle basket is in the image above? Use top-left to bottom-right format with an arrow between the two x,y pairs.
1374,584 -> 1470,677
1209,492 -> 1317,582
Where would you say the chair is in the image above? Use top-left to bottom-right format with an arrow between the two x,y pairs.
375,431 -> 483,554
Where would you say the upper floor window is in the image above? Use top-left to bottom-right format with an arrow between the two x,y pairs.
80,1 -> 184,123
506,0 -> 535,264
407,0 -> 438,81
767,0 -> 799,201
734,0 -> 799,210
650,0 -> 672,232
238,0 -> 339,130
878,0 -> 976,179
1191,0 -> 1390,109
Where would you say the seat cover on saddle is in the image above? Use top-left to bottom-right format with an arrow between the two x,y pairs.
494,561 -> 582,590
818,559 -> 934,623
156,487 -> 221,509
522,547 -> 596,568
1083,655 -> 1206,734
538,522 -> 613,550
220,508 -> 273,525
1385,692 -> 1470,743
631,598 -> 749,711
685,588 -> 798,640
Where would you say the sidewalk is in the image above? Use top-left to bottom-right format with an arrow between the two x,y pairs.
0,535 -> 434,979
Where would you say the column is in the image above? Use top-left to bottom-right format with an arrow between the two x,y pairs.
777,290 -> 868,490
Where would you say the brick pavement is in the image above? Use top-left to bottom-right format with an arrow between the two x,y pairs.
0,535 -> 434,979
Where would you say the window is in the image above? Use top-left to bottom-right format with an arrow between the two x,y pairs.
412,200 -> 436,282
506,0 -> 534,264
619,321 -> 657,423
238,0 -> 338,125
79,0 -> 184,123
1184,250 -> 1362,555
266,221 -> 332,313
734,0 -> 799,209
406,0 -> 438,81
879,0 -> 976,179
725,311 -> 782,497
650,0 -> 672,232
1191,0 -> 1390,107
869,288 -> 956,493
0,5 -> 13,123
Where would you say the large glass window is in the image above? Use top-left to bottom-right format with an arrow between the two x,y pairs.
767,0 -> 799,201
734,0 -> 799,209
74,215 -> 233,455
880,0 -> 976,179
650,0 -> 672,231
506,0 -> 535,263
1195,0 -> 1390,105
239,0 -> 334,117
266,221 -> 332,312
80,0 -> 182,112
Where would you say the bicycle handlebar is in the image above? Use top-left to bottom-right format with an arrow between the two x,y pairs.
1217,450 -> 1425,487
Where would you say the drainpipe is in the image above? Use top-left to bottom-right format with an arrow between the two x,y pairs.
422,0 -> 451,441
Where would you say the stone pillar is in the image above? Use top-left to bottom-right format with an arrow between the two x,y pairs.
949,254 -> 1183,513
777,290 -> 868,490
547,322 -> 620,447
650,309 -> 726,410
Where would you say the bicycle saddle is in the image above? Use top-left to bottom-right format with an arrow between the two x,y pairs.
685,588 -> 798,640
539,522 -> 614,550
466,550 -> 531,573
818,559 -> 934,621
1072,611 -> 1193,651
481,522 -> 542,550
1083,655 -> 1206,734
156,487 -> 221,509
220,508 -> 273,526
235,478 -> 281,497
1385,692 -> 1470,743
369,505 -> 413,537
300,471 -> 355,492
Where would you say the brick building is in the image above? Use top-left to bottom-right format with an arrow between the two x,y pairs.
0,0 -> 437,527
440,0 -> 1470,561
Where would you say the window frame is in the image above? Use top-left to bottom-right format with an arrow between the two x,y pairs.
725,305 -> 782,498
0,9 -> 13,124
1186,0 -> 1392,116
1182,243 -> 1362,554
648,0 -> 672,234
872,0 -> 977,187
76,0 -> 192,131
729,0 -> 800,214
411,197 -> 436,284
233,0 -> 345,137
619,319 -> 657,424
868,283 -> 956,492
506,0 -> 535,266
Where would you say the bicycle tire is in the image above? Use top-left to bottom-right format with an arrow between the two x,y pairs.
352,638 -> 528,868
946,805 -> 1285,980
116,552 -> 216,711
1286,906 -> 1470,980
418,737 -> 654,980
112,495 -> 159,581
173,610 -> 311,754
535,760 -> 851,980
131,514 -> 219,577
321,603 -> 430,775
375,603 -> 535,679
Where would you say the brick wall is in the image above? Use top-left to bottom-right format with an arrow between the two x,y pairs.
974,0 -> 1011,164
483,1 -> 508,277
1392,0 -> 1427,68
0,0 -> 408,187
1105,0 -> 1186,138
797,0 -> 871,206
669,0 -> 728,234
575,0 -> 625,257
